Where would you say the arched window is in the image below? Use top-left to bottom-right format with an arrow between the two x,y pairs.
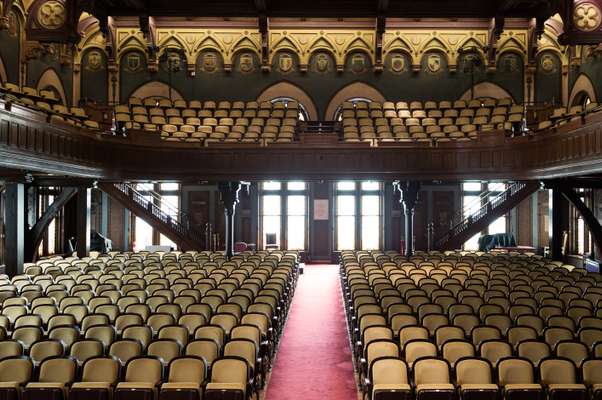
572,91 -> 592,108
333,97 -> 373,121
270,97 -> 309,121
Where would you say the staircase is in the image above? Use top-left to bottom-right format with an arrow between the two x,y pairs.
98,183 -> 203,250
436,181 -> 540,250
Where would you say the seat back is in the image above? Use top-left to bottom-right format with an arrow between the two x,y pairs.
371,358 -> 409,385
498,358 -> 535,385
124,357 -> 162,384
210,357 -> 248,384
540,358 -> 577,385
81,357 -> 119,383
0,357 -> 32,384
414,358 -> 451,385
167,357 -> 206,384
456,358 -> 493,385
38,357 -> 76,384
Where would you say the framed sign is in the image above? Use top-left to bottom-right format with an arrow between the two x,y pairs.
313,199 -> 329,220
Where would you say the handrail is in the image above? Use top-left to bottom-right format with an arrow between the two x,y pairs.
436,181 -> 531,248
112,183 -> 204,243
133,182 -> 186,221
448,182 -> 506,229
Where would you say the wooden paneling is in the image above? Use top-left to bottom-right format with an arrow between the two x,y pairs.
310,181 -> 332,261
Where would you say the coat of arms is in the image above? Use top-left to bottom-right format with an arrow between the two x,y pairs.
238,53 -> 255,73
540,54 -> 556,73
426,54 -> 442,73
85,50 -> 103,71
350,53 -> 367,74
278,53 -> 294,73
315,53 -> 330,73
125,53 -> 142,73
200,52 -> 218,73
390,53 -> 407,73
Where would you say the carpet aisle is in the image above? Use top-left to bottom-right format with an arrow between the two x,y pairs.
265,264 -> 357,400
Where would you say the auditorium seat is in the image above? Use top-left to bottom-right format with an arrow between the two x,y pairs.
341,249 -> 602,400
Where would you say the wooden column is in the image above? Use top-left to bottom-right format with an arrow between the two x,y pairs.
76,187 -> 91,258
5,183 -> 25,276
218,182 -> 241,259
549,188 -> 569,261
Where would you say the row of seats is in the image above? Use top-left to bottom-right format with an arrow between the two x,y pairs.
341,100 -> 523,143
537,102 -> 602,131
0,83 -> 99,130
0,352 -> 254,400
340,250 -> 602,400
114,99 -> 300,144
0,250 -> 299,400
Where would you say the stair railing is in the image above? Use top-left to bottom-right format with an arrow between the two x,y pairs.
436,181 -> 530,248
112,183 -> 203,243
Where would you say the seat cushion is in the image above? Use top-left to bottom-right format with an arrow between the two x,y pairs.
373,383 -> 411,392
161,382 -> 201,391
505,384 -> 542,391
461,384 -> 498,391
71,382 -> 113,391
592,384 -> 602,392
416,384 -> 455,392
548,384 -> 587,391
0,382 -> 21,390
25,383 -> 66,390
116,382 -> 156,391
205,382 -> 246,394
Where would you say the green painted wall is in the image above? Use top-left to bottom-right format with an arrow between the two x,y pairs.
81,48 -> 108,105
0,10 -> 21,84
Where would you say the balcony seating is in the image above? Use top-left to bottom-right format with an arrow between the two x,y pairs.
341,98 -> 521,143
115,98 -> 300,145
0,83 -> 95,129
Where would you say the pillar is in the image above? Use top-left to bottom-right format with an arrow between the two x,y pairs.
395,181 -> 420,257
218,182 -> 241,259
549,188 -> 570,261
76,187 -> 91,258
4,183 -> 25,276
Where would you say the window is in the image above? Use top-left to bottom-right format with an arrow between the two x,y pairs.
461,181 -> 508,250
270,97 -> 309,121
133,182 -> 180,251
259,181 -> 307,250
334,97 -> 373,121
335,181 -> 382,250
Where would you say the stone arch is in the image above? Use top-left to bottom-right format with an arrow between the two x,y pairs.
569,74 -> 597,106
36,68 -> 67,105
325,81 -> 386,121
459,82 -> 514,102
129,80 -> 184,101
256,81 -> 318,121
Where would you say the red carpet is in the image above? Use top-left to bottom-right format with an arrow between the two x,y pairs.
265,264 -> 357,400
